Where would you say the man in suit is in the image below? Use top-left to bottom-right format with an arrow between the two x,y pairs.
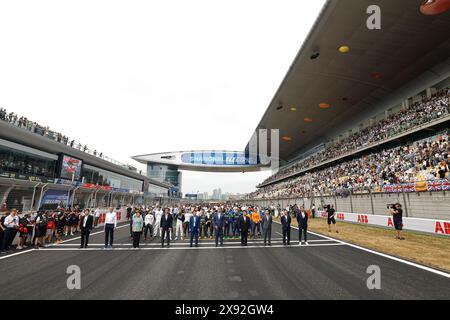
262,209 -> 272,246
160,208 -> 173,248
281,210 -> 291,245
239,210 -> 250,246
213,208 -> 225,247
189,209 -> 200,247
80,209 -> 93,248
296,206 -> 309,245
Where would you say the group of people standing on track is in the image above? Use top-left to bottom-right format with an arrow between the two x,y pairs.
0,206 -> 102,253
121,202 -> 334,249
124,205 -> 276,248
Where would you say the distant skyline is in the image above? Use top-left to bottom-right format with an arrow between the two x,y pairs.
0,0 -> 327,195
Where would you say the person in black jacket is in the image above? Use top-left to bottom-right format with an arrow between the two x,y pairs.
80,209 -> 94,248
262,209 -> 272,246
160,208 -> 173,248
296,206 -> 308,245
239,210 -> 250,246
281,210 -> 291,245
126,206 -> 132,220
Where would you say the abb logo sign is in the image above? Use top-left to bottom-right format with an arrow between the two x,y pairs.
435,222 -> 450,235
98,213 -> 106,224
357,215 -> 369,224
316,210 -> 449,236
387,217 -> 393,227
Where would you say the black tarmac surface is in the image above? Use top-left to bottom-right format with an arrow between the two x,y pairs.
1,221 -> 450,299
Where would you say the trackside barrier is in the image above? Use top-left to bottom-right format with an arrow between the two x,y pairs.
318,211 -> 450,236
93,208 -> 127,227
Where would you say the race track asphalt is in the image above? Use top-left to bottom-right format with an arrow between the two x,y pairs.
1,220 -> 449,300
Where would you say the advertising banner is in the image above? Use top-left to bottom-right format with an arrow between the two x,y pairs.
42,189 -> 70,206
318,210 -> 450,236
59,154 -> 83,181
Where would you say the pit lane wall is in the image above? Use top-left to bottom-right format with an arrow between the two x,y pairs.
94,207 -> 128,226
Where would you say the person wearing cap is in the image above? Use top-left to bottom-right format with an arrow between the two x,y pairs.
390,203 -> 405,240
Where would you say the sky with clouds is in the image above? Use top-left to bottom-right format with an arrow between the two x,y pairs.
0,0 -> 326,195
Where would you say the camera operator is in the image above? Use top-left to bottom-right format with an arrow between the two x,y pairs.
390,203 -> 405,240
327,204 -> 339,233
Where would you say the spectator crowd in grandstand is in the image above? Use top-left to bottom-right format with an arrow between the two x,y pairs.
261,89 -> 449,186
250,131 -> 449,199
250,89 -> 450,200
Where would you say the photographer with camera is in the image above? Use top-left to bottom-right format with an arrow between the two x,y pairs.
327,204 -> 339,233
389,203 -> 405,240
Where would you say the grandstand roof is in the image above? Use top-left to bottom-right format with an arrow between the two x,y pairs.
248,0 -> 450,162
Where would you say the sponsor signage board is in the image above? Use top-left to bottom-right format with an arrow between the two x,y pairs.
318,210 -> 450,236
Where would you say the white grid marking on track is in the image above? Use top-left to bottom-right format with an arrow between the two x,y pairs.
34,242 -> 346,251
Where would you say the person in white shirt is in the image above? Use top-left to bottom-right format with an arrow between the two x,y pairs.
144,211 -> 154,240
154,207 -> 162,237
174,210 -> 185,241
1,209 -> 19,252
94,207 -> 101,227
104,207 -> 117,248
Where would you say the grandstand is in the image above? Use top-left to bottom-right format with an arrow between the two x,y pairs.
247,0 -> 450,221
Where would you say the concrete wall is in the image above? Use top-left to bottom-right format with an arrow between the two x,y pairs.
247,190 -> 450,220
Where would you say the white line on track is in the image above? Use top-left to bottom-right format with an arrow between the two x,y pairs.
0,249 -> 36,260
53,239 -> 336,246
35,242 -> 346,251
273,221 -> 450,279
0,223 -> 130,260
57,224 -> 129,244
